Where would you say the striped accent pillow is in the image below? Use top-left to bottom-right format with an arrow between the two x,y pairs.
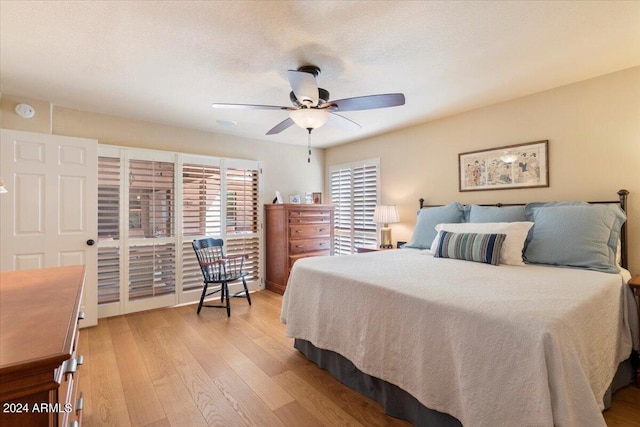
434,231 -> 506,265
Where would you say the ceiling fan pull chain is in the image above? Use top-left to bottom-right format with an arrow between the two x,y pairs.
307,128 -> 312,163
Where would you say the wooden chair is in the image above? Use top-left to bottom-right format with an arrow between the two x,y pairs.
192,237 -> 252,316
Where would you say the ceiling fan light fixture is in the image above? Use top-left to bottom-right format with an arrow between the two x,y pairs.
289,108 -> 329,130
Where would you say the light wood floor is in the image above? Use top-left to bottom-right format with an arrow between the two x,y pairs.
79,290 -> 640,426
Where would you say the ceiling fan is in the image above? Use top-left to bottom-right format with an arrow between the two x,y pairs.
211,65 -> 406,136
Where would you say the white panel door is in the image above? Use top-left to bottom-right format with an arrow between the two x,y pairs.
0,129 -> 98,327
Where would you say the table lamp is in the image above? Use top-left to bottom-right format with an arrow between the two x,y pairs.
373,205 -> 399,248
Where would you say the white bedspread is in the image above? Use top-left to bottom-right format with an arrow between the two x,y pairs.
281,249 -> 636,427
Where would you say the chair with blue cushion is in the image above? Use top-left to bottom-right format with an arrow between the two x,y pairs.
192,237 -> 252,316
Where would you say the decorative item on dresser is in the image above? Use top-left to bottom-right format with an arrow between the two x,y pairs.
265,203 -> 334,294
0,265 -> 86,427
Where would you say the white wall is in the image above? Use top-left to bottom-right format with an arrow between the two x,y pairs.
0,94 -> 324,206
326,67 -> 640,274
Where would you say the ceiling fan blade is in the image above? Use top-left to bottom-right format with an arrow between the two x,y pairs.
266,117 -> 295,135
287,70 -> 319,106
327,113 -> 362,132
324,93 -> 405,111
212,103 -> 292,111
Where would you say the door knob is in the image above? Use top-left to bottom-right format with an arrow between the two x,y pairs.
86,239 -> 95,246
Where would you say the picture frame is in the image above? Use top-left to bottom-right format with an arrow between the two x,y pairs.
312,192 -> 322,204
458,140 -> 548,192
274,191 -> 284,204
289,194 -> 301,204
305,192 -> 313,204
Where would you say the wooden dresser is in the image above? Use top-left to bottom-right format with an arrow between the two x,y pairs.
0,265 -> 86,427
265,204 -> 334,294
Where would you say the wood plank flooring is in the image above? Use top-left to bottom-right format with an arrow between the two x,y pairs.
79,290 -> 640,426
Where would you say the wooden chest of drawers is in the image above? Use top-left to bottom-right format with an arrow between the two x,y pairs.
0,266 -> 86,427
265,204 -> 334,294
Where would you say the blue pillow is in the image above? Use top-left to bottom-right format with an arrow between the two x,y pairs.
468,205 -> 527,223
523,204 -> 625,273
405,202 -> 465,249
434,231 -> 506,265
524,201 -> 588,217
523,201 -> 589,247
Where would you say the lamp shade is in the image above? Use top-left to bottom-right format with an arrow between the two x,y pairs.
289,108 -> 329,130
373,205 -> 399,225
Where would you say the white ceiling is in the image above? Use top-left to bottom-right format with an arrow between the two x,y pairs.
1,1 -> 639,148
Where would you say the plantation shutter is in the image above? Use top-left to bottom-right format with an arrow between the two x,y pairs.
128,158 -> 176,300
225,162 -> 260,282
331,167 -> 353,255
98,156 -> 121,240
95,146 -> 263,316
352,163 -> 378,249
330,159 -> 379,254
182,163 -> 222,236
128,243 -> 176,300
128,160 -> 175,238
97,155 -> 122,304
181,160 -> 222,292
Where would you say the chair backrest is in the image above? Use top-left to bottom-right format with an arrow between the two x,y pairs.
192,238 -> 225,281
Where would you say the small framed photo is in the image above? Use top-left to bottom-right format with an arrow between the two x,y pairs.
289,194 -> 301,204
312,192 -> 322,204
274,191 -> 284,204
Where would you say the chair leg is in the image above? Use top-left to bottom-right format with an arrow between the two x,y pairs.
220,283 -> 225,303
197,283 -> 208,314
224,282 -> 231,317
243,277 -> 251,305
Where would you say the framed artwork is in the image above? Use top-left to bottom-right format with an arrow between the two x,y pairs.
312,192 -> 322,204
459,140 -> 548,192
289,194 -> 301,204
305,192 -> 313,204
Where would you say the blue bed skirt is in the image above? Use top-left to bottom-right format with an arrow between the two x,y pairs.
294,339 -> 636,426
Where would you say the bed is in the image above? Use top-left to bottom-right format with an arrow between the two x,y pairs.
280,190 -> 638,427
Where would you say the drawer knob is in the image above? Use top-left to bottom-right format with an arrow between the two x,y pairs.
296,244 -> 304,248
295,230 -> 303,234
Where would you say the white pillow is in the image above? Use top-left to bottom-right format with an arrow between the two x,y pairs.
430,222 -> 534,266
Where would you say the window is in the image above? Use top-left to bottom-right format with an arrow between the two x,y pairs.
97,147 -> 262,318
182,162 -> 221,237
128,158 -> 176,301
225,163 -> 261,282
181,160 -> 222,292
179,159 -> 261,292
330,159 -> 379,254
129,160 -> 175,238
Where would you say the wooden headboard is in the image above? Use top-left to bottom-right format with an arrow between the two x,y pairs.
419,189 -> 630,269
